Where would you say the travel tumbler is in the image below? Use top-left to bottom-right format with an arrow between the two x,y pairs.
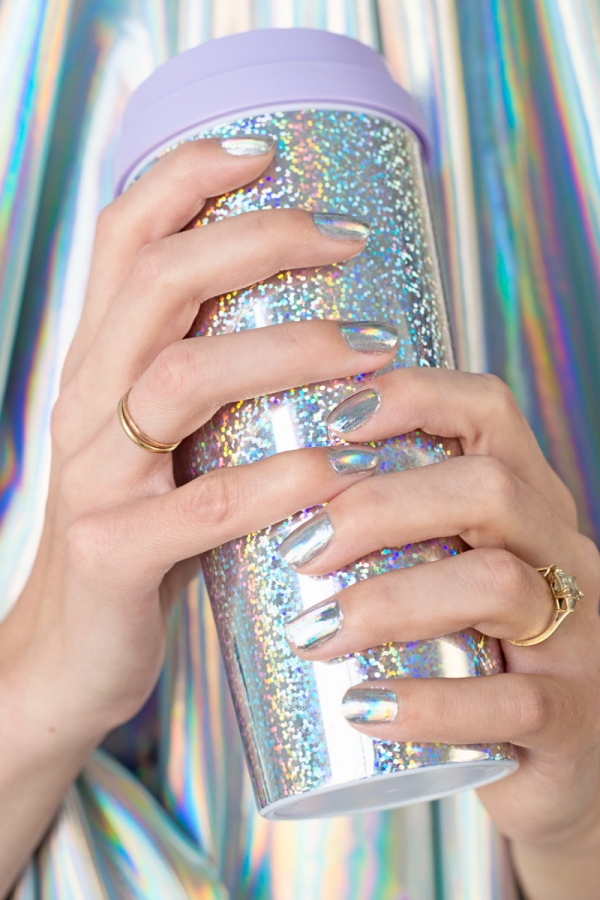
114,29 -> 517,819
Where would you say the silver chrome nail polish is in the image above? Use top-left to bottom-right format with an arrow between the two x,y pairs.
312,212 -> 370,242
326,388 -> 380,435
327,446 -> 380,476
342,687 -> 398,724
220,135 -> 274,156
285,599 -> 343,651
279,512 -> 333,569
339,321 -> 398,354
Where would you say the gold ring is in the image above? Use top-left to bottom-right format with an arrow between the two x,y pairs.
117,389 -> 181,454
507,565 -> 583,647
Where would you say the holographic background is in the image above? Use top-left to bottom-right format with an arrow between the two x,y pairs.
1,1 -> 599,898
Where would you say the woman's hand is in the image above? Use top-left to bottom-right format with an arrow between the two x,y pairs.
0,138 -> 396,895
283,368 -> 600,900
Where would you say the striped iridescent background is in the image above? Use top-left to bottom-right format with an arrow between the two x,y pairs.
1,1 -> 599,898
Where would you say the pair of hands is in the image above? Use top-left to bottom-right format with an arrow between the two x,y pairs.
2,136 -> 600,899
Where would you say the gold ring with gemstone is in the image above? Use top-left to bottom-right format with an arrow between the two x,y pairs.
507,565 -> 583,647
117,389 -> 181,454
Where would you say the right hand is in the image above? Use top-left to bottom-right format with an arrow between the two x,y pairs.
0,138 -> 394,751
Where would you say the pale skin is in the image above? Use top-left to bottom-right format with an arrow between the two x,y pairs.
0,140 -> 599,900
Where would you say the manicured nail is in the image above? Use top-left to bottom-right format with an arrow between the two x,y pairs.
312,212 -> 370,242
326,388 -> 380,435
220,135 -> 274,156
342,687 -> 398,724
285,599 -> 342,651
339,321 -> 398,354
279,511 -> 333,569
327,446 -> 380,476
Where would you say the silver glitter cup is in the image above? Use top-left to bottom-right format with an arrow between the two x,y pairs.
115,30 -> 518,818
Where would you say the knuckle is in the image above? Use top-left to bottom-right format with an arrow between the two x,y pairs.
478,373 -> 519,418
50,393 -> 72,453
405,682 -> 450,733
131,240 -> 172,290
180,470 -> 242,531
512,677 -> 552,736
468,454 -> 518,512
357,474 -> 392,514
169,138 -> 202,171
478,548 -> 530,606
170,138 -> 208,174
148,342 -> 195,401
95,201 -> 120,241
276,321 -> 307,356
249,208 -> 281,243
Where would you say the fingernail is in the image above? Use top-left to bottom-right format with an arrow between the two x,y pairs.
326,388 -> 380,435
279,511 -> 333,569
285,599 -> 342,651
220,135 -> 274,157
339,321 -> 398,354
327,446 -> 380,476
342,687 -> 398,724
312,212 -> 370,242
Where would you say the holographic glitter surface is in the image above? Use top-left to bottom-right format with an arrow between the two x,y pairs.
167,109 -> 518,815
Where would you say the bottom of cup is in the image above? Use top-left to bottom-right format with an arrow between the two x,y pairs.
260,758 -> 518,820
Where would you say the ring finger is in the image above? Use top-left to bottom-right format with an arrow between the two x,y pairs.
284,548 -> 561,658
59,207 -> 368,453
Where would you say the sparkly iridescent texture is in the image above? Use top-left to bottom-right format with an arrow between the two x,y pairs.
326,388 -> 381,434
285,598 -> 342,651
171,110 -> 516,814
279,511 -> 334,568
342,687 -> 399,724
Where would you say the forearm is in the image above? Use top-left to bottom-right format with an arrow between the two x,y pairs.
0,670 -> 102,898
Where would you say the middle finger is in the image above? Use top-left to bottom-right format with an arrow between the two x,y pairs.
278,454 -> 578,575
64,208 -> 368,447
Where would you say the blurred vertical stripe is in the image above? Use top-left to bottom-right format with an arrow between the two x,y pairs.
0,0 -> 74,408
457,0 -> 600,538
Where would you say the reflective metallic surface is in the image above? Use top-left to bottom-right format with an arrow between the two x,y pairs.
326,387 -> 381,435
311,212 -> 371,242
279,511 -> 335,569
220,135 -> 274,157
338,320 -> 399,354
285,598 -> 343,651
326,445 -> 381,476
342,687 -> 399,724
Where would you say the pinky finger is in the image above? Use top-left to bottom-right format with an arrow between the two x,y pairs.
341,673 -> 577,750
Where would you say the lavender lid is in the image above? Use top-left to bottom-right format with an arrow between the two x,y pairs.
114,29 -> 429,193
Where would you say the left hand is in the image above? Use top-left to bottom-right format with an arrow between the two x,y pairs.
283,368 -> 600,887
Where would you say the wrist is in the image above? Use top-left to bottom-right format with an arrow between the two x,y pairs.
0,606 -> 109,755
510,796 -> 600,900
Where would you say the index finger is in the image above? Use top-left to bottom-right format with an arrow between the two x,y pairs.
63,135 -> 275,383
325,368 -> 576,525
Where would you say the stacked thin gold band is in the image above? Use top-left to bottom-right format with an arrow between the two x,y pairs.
508,565 -> 583,647
117,389 -> 181,453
